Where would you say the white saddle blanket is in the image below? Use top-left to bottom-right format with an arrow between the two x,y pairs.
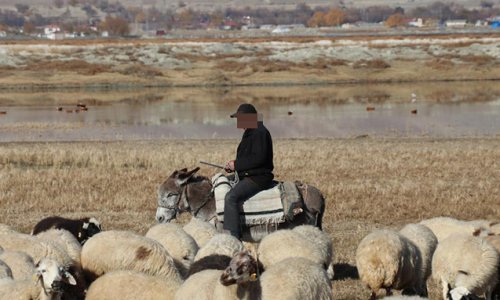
212,173 -> 285,225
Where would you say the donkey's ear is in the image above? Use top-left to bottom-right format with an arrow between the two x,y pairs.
180,168 -> 188,173
175,167 -> 200,187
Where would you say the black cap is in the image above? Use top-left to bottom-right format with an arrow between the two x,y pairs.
230,103 -> 257,118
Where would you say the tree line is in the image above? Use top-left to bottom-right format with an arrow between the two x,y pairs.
0,1 -> 499,36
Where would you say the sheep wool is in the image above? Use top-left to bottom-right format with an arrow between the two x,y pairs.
0,231 -> 75,269
81,230 -> 182,284
257,229 -> 325,270
145,223 -> 199,278
0,260 -> 12,280
420,217 -> 491,242
399,223 -> 438,291
194,233 -> 244,262
430,234 -> 499,299
175,269 -> 241,300
260,257 -> 333,300
86,270 -> 180,300
293,225 -> 335,279
182,217 -> 217,248
356,229 -> 422,297
35,228 -> 82,264
0,251 -> 35,281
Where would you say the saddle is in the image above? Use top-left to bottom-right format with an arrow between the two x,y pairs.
212,173 -> 303,226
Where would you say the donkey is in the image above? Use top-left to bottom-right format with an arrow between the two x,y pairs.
155,167 -> 326,242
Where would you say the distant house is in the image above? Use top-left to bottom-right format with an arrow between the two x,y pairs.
445,20 -> 467,27
44,25 -> 63,40
408,18 -> 424,27
221,20 -> 239,30
0,31 -> 6,38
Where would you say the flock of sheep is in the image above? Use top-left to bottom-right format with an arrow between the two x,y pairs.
356,217 -> 500,300
0,215 -> 499,300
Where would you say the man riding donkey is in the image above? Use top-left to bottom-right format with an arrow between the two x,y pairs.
223,103 -> 274,240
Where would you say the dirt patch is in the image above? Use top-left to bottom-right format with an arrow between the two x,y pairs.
425,58 -> 455,70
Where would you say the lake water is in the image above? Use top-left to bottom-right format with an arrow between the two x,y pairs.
0,83 -> 499,141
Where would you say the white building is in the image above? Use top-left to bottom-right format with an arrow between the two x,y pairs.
408,18 -> 424,27
445,20 -> 467,27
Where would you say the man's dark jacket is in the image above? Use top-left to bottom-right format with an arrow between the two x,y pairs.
234,121 -> 274,188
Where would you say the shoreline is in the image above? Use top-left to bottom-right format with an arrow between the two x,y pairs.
2,77 -> 500,92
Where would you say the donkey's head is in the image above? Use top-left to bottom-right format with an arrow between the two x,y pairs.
156,167 -> 200,223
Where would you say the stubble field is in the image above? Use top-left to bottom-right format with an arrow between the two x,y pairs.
0,138 -> 499,299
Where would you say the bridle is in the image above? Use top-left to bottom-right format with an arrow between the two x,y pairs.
158,179 -> 215,219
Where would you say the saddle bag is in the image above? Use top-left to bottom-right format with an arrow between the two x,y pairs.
279,181 -> 303,222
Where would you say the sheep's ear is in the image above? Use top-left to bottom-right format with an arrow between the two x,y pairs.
32,271 -> 42,283
64,271 -> 77,286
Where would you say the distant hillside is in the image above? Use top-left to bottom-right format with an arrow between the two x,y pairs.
0,0 -> 487,11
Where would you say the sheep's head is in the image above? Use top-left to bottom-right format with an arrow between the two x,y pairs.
80,217 -> 102,244
220,251 -> 260,286
34,258 -> 76,295
156,167 -> 200,223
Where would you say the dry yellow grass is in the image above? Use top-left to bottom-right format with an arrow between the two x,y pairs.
0,138 -> 499,298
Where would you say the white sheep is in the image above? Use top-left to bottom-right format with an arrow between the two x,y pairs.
419,217 -> 491,242
399,223 -> 438,293
491,223 -> 500,235
485,234 -> 500,252
0,224 -> 16,234
145,223 -> 199,278
356,229 -> 423,298
0,260 -> 12,280
175,269 -> 242,300
182,217 -> 217,248
257,229 -> 326,271
0,250 -> 35,280
85,270 -> 181,300
35,228 -> 82,264
0,231 -> 75,269
219,251 -> 332,300
194,233 -> 244,261
0,258 -> 76,300
293,225 -> 335,279
429,234 -> 499,300
188,233 -> 244,276
81,230 -> 182,284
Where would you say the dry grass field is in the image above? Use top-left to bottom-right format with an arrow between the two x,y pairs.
0,138 -> 499,299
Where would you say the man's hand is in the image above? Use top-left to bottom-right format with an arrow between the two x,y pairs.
224,160 -> 235,173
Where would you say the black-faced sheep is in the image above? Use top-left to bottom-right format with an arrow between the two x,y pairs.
85,270 -> 180,300
32,216 -> 102,245
145,223 -> 198,278
219,251 -> 333,300
356,229 -> 424,299
81,230 -> 182,285
0,258 -> 76,300
429,234 -> 499,300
